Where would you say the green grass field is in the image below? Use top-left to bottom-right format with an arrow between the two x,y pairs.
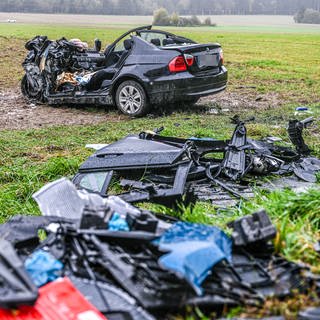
0,22 -> 320,318
1,23 -> 320,101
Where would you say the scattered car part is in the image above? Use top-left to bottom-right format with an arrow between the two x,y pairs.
70,276 -> 156,320
221,116 -> 250,181
0,239 -> 38,309
24,250 -> 63,287
21,26 -> 228,116
0,180 -> 317,318
288,117 -> 313,155
156,222 -> 232,295
74,117 -> 320,207
0,277 -> 106,319
228,210 -> 277,247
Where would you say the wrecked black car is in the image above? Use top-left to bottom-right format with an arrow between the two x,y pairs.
21,25 -> 227,116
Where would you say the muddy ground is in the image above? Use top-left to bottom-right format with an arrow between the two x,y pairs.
0,87 -> 284,130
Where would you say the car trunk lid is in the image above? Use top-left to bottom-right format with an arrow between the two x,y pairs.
161,43 -> 222,74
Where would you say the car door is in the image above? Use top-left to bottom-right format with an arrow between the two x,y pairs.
102,26 -> 152,81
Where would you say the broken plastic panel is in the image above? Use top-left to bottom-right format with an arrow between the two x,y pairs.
288,117 -> 313,155
156,222 -> 232,295
0,277 -> 106,320
33,177 -> 105,219
70,276 -> 156,320
0,200 -> 318,318
0,239 -> 38,309
74,117 -> 320,208
228,210 -> 277,247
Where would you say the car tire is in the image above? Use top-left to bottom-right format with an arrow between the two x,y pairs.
115,80 -> 149,117
21,74 -> 43,101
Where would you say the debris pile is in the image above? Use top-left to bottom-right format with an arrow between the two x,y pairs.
74,116 -> 320,207
0,178 -> 318,319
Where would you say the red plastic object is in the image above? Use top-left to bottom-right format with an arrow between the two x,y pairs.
168,55 -> 187,72
0,277 -> 107,320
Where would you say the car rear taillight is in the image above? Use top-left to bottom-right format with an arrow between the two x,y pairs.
219,49 -> 224,65
184,54 -> 194,67
168,56 -> 187,72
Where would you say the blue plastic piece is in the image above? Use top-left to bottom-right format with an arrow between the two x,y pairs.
155,222 -> 232,295
296,107 -> 309,111
24,250 -> 63,287
108,212 -> 130,231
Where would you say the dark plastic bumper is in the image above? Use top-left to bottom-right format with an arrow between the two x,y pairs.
145,66 -> 228,104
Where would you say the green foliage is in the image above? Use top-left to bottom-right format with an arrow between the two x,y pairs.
203,17 -> 214,26
153,10 -> 208,27
294,8 -> 320,24
190,15 -> 201,26
171,12 -> 180,26
153,7 -> 171,26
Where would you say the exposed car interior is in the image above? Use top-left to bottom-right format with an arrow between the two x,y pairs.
22,25 -> 227,117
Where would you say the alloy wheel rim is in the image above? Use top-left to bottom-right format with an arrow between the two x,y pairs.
119,85 -> 142,114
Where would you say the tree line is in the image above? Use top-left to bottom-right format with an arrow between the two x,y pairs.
1,0 -> 320,15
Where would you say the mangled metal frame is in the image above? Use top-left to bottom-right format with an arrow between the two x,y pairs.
73,116 -> 320,207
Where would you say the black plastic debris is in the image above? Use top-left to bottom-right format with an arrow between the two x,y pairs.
0,239 -> 38,309
0,179 -> 318,319
73,117 -> 320,208
228,210 -> 277,247
221,115 -> 251,181
70,276 -> 155,320
287,117 -> 313,155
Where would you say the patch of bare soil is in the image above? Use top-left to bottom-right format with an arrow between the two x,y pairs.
0,88 -> 123,130
200,86 -> 284,112
0,86 -> 285,130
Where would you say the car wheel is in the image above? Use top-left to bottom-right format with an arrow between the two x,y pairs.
115,80 -> 149,117
21,74 -> 43,101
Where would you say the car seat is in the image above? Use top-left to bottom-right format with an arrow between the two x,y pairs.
150,38 -> 161,46
163,38 -> 175,46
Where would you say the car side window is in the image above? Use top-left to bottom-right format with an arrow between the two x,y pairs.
139,32 -> 167,46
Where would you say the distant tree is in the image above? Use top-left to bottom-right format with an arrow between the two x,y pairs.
294,8 -> 320,24
171,12 -> 179,26
153,7 -> 170,26
204,17 -> 212,25
302,8 -> 320,24
190,15 -> 201,25
294,8 -> 306,23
